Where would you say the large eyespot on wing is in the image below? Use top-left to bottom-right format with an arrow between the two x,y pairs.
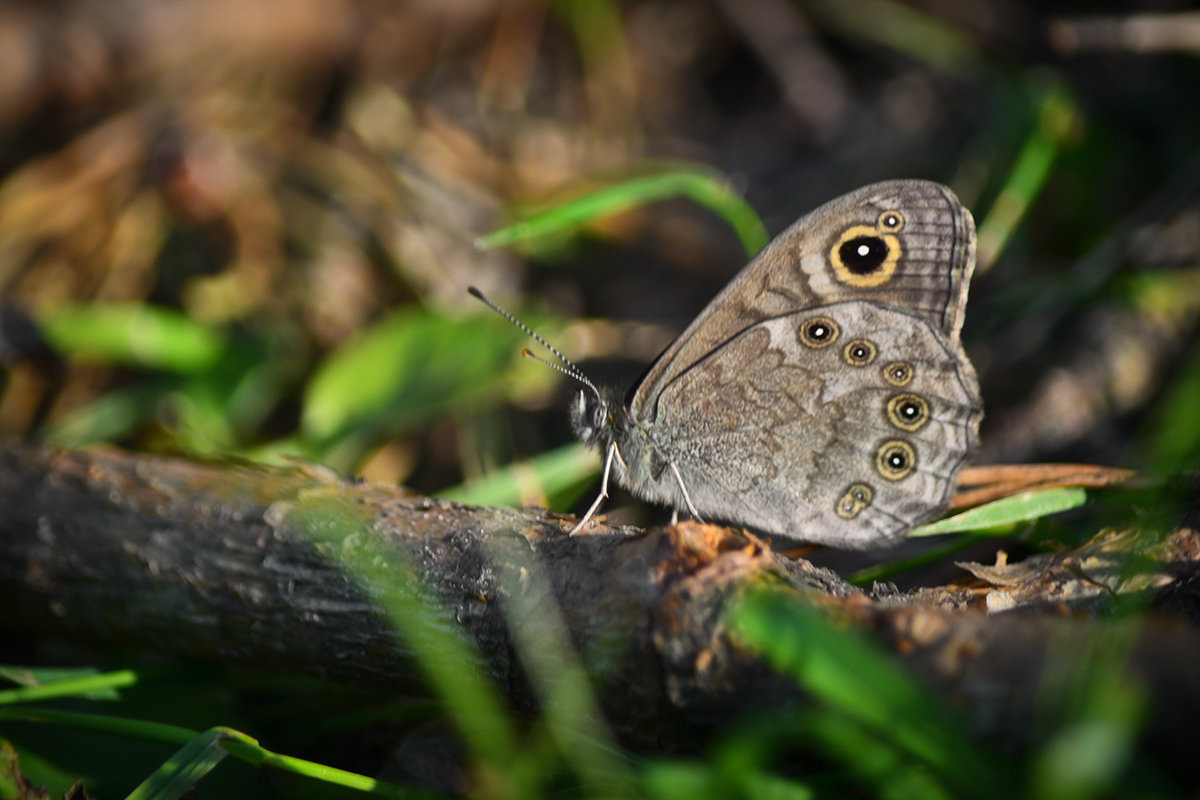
829,225 -> 901,288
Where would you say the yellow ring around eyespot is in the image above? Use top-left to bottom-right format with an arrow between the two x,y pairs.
875,439 -> 917,481
886,392 -> 930,432
798,315 -> 840,348
877,210 -> 905,232
829,225 -> 902,288
835,482 -> 874,519
882,361 -> 914,386
843,338 -> 877,367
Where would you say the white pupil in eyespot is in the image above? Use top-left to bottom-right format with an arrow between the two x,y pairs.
856,244 -> 871,257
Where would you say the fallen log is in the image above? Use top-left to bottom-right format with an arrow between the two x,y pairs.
0,438 -> 1197,774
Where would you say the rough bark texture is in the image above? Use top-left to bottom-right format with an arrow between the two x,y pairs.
1,438 -> 1198,768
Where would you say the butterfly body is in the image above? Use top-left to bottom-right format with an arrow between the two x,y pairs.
570,180 -> 982,549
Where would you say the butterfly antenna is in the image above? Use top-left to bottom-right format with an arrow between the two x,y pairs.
521,348 -> 587,384
468,286 -> 602,399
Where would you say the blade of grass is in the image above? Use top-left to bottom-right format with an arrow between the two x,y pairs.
476,167 -> 769,258
787,712 -> 954,800
846,535 -> 983,586
37,303 -> 226,374
124,727 -> 238,800
0,668 -> 138,705
42,379 -> 176,447
0,707 -> 197,746
483,534 -> 636,796
1135,334 -> 1200,474
264,491 -> 520,769
0,709 -> 426,798
437,442 -> 599,507
975,76 -> 1080,271
640,759 -> 816,800
809,0 -> 982,75
1029,626 -> 1146,800
300,307 -> 545,469
731,588 -> 1011,798
909,487 -> 1088,538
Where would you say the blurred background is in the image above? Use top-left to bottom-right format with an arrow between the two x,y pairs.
1,0 -> 1198,522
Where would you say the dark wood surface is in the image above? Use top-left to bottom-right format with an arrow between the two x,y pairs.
1,438 -> 1197,767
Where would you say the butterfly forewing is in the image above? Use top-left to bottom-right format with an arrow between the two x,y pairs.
629,180 -> 975,427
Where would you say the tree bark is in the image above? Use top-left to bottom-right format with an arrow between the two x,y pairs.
1,438 -> 1197,768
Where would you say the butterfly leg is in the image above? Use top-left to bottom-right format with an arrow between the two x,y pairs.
569,442 -> 619,535
668,462 -> 704,522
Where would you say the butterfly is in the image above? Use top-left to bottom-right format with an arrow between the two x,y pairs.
476,179 -> 982,549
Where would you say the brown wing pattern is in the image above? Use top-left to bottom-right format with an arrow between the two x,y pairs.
630,180 -> 974,426
644,301 -> 981,547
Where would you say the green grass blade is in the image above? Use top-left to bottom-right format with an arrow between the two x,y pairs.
219,734 -> 426,797
1135,335 -> 1200,473
789,713 -> 954,800
0,709 -> 426,798
909,487 -> 1088,538
482,534 -> 636,796
0,707 -> 196,746
124,727 -> 237,800
267,491 -> 520,768
476,167 -> 769,257
640,759 -> 816,800
37,303 -> 227,374
810,0 -> 982,75
975,77 -> 1080,270
437,442 -> 599,507
731,589 -> 1009,798
0,667 -> 138,705
1029,627 -> 1146,800
300,308 -> 545,468
42,379 -> 176,447
846,536 -> 983,586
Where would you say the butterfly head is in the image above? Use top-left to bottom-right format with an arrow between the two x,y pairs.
569,387 -> 618,447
